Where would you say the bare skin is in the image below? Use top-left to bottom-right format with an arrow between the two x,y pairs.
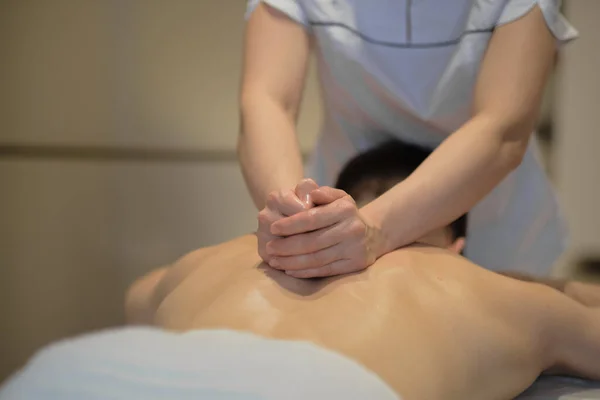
126,235 -> 600,400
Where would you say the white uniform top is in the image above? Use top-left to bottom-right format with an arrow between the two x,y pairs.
246,0 -> 578,274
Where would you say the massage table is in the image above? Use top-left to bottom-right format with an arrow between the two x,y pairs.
518,376 -> 600,399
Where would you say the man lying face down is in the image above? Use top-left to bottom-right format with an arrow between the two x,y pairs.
2,141 -> 600,400
121,140 -> 600,400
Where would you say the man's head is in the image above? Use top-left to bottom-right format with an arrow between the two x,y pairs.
334,140 -> 467,253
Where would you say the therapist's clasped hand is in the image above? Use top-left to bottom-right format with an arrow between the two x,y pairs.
260,180 -> 388,279
256,179 -> 318,265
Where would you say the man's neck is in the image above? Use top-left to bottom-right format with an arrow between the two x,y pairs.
412,229 -> 451,249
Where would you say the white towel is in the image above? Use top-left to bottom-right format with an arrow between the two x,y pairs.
0,327 -> 400,400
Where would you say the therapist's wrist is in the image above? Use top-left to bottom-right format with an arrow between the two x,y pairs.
260,179 -> 304,208
359,203 -> 394,259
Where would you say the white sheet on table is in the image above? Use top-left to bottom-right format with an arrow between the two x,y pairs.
516,376 -> 600,399
2,327 -> 599,400
0,327 -> 400,400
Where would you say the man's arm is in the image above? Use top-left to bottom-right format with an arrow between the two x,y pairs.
125,267 -> 169,325
499,271 -> 600,308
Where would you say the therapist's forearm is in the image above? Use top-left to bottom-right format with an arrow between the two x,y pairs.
362,113 -> 529,254
238,94 -> 304,209
361,5 -> 552,257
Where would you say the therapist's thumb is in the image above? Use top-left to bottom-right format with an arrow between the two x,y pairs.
295,179 -> 319,208
310,187 -> 349,205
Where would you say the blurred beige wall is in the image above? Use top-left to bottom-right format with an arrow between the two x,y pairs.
0,0 -> 321,382
0,0 -> 322,149
554,0 -> 600,271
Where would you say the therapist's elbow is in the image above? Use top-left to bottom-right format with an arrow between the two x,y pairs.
240,85 -> 299,126
478,120 -> 528,172
499,126 -> 531,172
481,110 -> 534,171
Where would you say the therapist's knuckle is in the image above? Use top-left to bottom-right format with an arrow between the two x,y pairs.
257,210 -> 270,225
266,192 -> 278,206
282,189 -> 295,203
348,219 -> 365,237
338,200 -> 355,216
305,178 -> 317,187
275,190 -> 286,204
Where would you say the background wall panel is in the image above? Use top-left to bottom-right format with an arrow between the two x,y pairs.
0,0 -> 321,151
0,159 -> 257,380
554,0 -> 600,267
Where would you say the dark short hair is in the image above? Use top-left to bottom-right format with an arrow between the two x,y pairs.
334,140 -> 467,240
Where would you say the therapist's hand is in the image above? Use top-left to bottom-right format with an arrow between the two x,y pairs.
266,187 -> 386,278
256,179 -> 318,264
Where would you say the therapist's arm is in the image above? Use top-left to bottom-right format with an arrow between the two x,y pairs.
238,3 -> 310,209
363,5 -> 557,254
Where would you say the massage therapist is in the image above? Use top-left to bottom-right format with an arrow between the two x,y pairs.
237,0 -> 578,278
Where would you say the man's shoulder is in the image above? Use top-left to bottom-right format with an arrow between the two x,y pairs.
382,244 -> 461,263
374,244 -> 482,279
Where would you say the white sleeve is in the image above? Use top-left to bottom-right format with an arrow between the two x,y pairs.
497,0 -> 578,45
245,0 -> 309,28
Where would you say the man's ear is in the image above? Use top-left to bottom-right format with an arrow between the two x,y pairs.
447,237 -> 466,255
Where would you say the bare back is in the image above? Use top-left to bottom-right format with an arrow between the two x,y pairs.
145,235 -> 553,400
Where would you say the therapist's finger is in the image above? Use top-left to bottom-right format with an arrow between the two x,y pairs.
270,198 -> 354,236
268,243 -> 344,271
309,187 -> 349,206
284,259 -> 360,279
267,221 -> 346,256
295,179 -> 318,207
266,189 -> 307,217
